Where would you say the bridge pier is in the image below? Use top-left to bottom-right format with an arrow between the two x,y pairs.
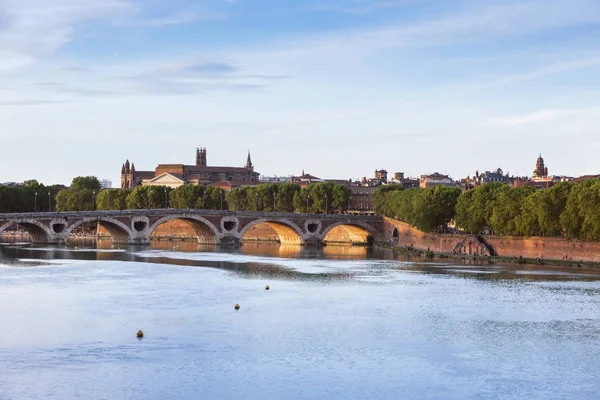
220,236 -> 241,248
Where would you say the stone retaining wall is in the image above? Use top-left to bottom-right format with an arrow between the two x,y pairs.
383,217 -> 600,263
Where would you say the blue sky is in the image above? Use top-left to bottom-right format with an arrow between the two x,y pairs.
1,0 -> 600,185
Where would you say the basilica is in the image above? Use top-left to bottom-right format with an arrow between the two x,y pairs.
120,148 -> 260,190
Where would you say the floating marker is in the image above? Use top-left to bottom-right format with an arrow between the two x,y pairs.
234,303 -> 240,310
137,330 -> 144,338
265,285 -> 270,291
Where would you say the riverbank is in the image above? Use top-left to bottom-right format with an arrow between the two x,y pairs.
383,217 -> 600,264
377,242 -> 600,271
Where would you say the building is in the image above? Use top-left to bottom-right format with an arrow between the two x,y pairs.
460,168 -> 513,190
374,170 -> 388,184
121,147 -> 260,190
419,172 -> 455,188
389,172 -> 419,188
513,154 -> 561,189
532,154 -> 549,181
99,179 -> 112,189
289,171 -> 323,188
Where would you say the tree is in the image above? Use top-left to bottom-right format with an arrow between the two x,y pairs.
170,185 -> 206,209
126,186 -> 172,209
373,185 -> 404,216
537,182 -> 572,236
96,189 -> 130,210
455,183 -> 507,234
56,189 -> 94,211
71,176 -> 101,192
489,187 -> 534,236
275,183 -> 301,212
225,187 -> 247,211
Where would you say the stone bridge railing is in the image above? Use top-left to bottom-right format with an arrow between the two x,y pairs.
0,209 -> 386,246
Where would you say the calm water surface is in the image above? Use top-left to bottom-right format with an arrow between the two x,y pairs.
1,240 -> 599,400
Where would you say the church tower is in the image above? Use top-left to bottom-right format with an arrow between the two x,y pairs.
196,148 -> 207,167
533,154 -> 548,178
121,160 -> 133,189
245,150 -> 254,171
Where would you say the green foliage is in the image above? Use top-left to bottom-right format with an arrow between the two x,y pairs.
71,176 -> 101,192
225,182 -> 348,213
56,189 -> 95,212
294,182 -> 351,213
455,183 -> 507,234
126,186 -> 173,209
374,185 -> 460,232
0,181 -> 59,213
373,185 -> 404,215
560,179 -> 600,239
375,179 -> 599,239
96,189 -> 130,210
170,185 -> 207,209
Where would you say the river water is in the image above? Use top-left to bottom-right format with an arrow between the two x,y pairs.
1,240 -> 599,400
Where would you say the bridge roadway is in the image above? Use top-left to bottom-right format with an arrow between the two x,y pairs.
0,209 -> 386,246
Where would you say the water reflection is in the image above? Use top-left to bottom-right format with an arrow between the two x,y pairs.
1,238 -> 600,284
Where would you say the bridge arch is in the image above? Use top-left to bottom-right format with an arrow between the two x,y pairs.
66,217 -> 133,244
0,219 -> 54,243
148,215 -> 220,244
321,221 -> 377,244
239,218 -> 304,245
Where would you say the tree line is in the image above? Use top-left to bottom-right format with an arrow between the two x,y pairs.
54,179 -> 352,214
374,179 -> 600,240
227,182 -> 351,213
373,185 -> 462,232
0,180 -> 60,213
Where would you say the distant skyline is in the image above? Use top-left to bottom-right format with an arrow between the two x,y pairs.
1,0 -> 600,185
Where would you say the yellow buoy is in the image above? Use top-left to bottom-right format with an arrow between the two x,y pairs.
265,285 -> 270,291
136,330 -> 144,338
234,303 -> 240,310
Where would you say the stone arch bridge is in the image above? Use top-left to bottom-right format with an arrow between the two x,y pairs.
0,210 -> 386,246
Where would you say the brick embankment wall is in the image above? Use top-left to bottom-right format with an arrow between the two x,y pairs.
485,236 -> 600,263
383,218 -> 463,253
383,217 -> 600,263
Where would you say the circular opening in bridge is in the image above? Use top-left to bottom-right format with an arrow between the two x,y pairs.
133,221 -> 148,232
223,221 -> 236,232
307,223 -> 319,233
52,223 -> 66,233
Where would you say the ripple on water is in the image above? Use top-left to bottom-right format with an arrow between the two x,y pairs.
0,246 -> 599,399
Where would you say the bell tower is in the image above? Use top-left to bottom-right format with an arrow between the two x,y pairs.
196,147 -> 207,167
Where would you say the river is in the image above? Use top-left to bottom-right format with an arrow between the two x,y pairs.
1,240 -> 599,400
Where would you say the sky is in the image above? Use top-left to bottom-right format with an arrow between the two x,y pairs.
1,0 -> 600,186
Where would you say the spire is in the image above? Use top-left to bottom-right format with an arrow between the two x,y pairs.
121,164 -> 125,175
125,160 -> 130,174
245,150 -> 253,170
302,169 -> 305,176
131,163 -> 135,173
